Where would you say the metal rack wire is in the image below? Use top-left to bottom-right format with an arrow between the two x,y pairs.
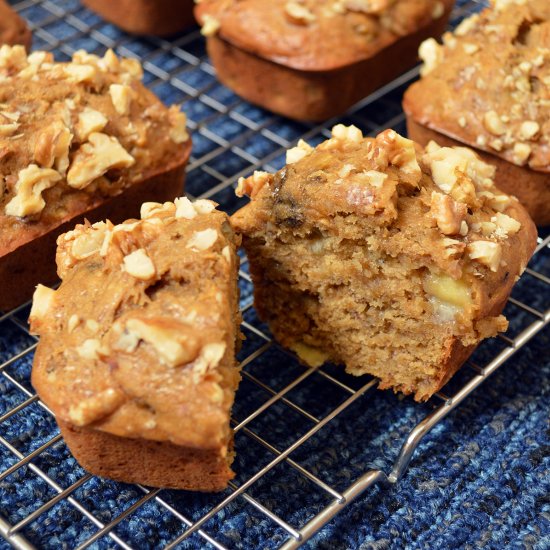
1,0 -> 549,548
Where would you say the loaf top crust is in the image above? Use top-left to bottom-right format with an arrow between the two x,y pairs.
0,46 -> 191,256
403,0 -> 550,173
195,0 -> 453,71
233,126 -> 537,331
0,0 -> 31,49
31,199 -> 241,451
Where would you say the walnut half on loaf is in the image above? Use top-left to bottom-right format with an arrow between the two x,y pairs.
231,126 -> 537,401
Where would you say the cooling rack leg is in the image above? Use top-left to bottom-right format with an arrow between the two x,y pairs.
280,470 -> 389,550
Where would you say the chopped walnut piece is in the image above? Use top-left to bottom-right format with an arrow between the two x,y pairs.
519,120 -> 540,140
419,38 -> 443,76
379,130 -> 421,182
483,111 -> 506,136
331,124 -> 363,143
187,229 -> 218,251
67,388 -> 124,427
174,197 -> 197,220
492,212 -> 521,236
201,14 -> 220,36
430,192 -> 468,235
286,139 -> 314,164
193,342 -> 227,378
512,142 -> 531,165
33,121 -> 73,174
5,165 -> 62,218
70,222 -> 110,260
236,171 -> 272,198
193,199 -> 217,215
29,285 -> 56,333
76,338 -> 104,360
124,318 -> 201,367
109,84 -> 133,116
67,133 -> 135,190
168,106 -> 189,144
467,241 -> 502,272
123,249 -> 156,280
76,108 -> 108,141
285,2 -> 316,24
64,63 -> 98,84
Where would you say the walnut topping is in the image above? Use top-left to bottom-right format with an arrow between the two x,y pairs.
512,142 -> 531,165
70,222 -> 110,260
362,170 -> 387,188
168,106 -> 189,144
193,342 -> 227,378
285,2 -> 316,25
419,38 -> 442,76
467,241 -> 502,271
519,121 -> 540,140
0,45 -> 28,73
286,139 -> 313,164
193,199 -> 217,215
122,249 -> 156,280
222,245 -> 231,262
201,14 -> 221,36
331,124 -> 363,144
76,338 -> 104,360
63,63 -> 98,84
483,111 -> 506,136
187,229 -> 218,251
109,84 -> 133,116
33,120 -> 73,175
174,196 -> 197,219
236,171 -> 272,198
67,314 -> 80,333
67,133 -> 135,190
379,130 -> 421,182
140,201 -> 176,220
492,212 -> 521,236
430,192 -> 467,235
67,388 -> 124,427
124,318 -> 201,367
5,165 -> 62,218
29,285 -> 56,333
76,108 -> 108,141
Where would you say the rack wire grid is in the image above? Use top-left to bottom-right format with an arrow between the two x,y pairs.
0,0 -> 549,548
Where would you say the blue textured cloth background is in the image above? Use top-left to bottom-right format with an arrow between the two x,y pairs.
1,0 -> 549,548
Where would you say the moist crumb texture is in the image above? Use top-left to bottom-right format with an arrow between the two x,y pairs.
0,0 -> 31,49
30,199 -> 242,491
403,0 -> 550,223
232,126 -> 537,401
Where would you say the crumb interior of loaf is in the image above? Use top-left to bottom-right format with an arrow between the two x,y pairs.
246,219 -> 476,399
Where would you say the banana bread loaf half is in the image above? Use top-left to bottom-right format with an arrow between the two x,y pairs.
0,46 -> 191,310
30,198 -> 242,491
82,0 -> 195,36
195,0 -> 454,121
403,0 -> 550,225
232,126 -> 537,401
0,0 -> 31,49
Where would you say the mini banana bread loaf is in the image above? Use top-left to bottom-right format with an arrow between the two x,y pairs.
195,0 -> 454,121
83,0 -> 195,36
232,126 -> 537,401
0,0 -> 31,49
403,0 -> 550,225
0,46 -> 191,310
31,198 -> 242,491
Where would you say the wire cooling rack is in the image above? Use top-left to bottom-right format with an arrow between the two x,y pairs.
1,0 -> 549,548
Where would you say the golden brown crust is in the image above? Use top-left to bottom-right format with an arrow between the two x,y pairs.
31,200 -> 242,490
231,126 -> 537,401
0,1 -> 31,49
403,0 -> 550,175
0,46 -> 191,309
205,11 -> 451,122
195,0 -> 454,71
82,0 -> 196,36
407,118 -> 550,226
58,420 -> 234,492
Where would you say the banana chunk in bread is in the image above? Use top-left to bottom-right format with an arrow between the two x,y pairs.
0,46 -> 191,309
30,198 -> 241,491
232,126 -> 537,401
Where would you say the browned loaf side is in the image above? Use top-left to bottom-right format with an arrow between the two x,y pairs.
195,0 -> 454,121
0,0 -> 31,49
403,0 -> 550,225
31,199 -> 242,491
231,126 -> 537,401
83,0 -> 195,36
0,47 -> 191,310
